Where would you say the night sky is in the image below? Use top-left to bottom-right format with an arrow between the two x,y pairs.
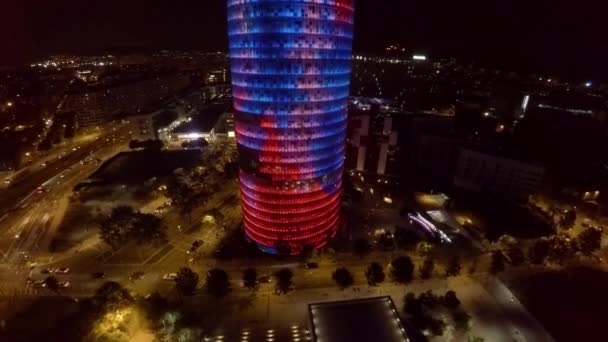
2,0 -> 607,80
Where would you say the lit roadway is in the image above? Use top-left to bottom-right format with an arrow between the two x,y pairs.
0,123 -> 131,270
0,123 -> 128,215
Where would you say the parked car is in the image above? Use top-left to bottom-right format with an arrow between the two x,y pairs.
32,280 -> 46,288
163,273 -> 178,280
187,240 -> 203,254
55,267 -> 70,274
92,272 -> 105,279
129,272 -> 145,280
258,276 -> 272,284
305,262 -> 319,269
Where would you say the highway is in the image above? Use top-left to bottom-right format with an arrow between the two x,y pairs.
0,123 -> 131,269
0,123 -> 129,216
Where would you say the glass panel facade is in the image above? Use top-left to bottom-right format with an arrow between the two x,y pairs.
228,0 -> 354,254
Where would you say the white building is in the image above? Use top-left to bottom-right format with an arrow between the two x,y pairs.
453,148 -> 545,199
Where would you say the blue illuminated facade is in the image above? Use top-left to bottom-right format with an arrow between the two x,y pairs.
228,0 -> 354,254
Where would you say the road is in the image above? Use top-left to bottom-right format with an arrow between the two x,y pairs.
0,123 -> 131,268
0,123 -> 129,216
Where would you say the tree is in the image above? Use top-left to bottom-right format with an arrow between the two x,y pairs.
365,262 -> 385,286
469,337 -> 485,342
490,250 -> 506,274
332,267 -> 354,289
99,206 -> 167,249
403,292 -> 421,316
419,290 -> 440,309
390,256 -> 415,283
378,233 -> 395,250
506,247 -> 525,266
132,213 -> 167,245
274,240 -> 292,257
166,176 -> 202,223
99,206 -> 137,250
140,292 -> 169,325
394,226 -> 420,248
442,290 -> 460,309
428,317 -> 447,336
274,268 -> 294,294
175,268 -> 199,297
560,209 -> 576,229
242,268 -> 258,290
299,244 -> 315,262
416,241 -> 434,256
576,227 -> 602,255
445,256 -> 462,277
548,234 -> 574,265
353,238 -> 371,257
93,281 -> 133,312
529,239 -> 550,265
44,276 -> 60,294
206,269 -> 230,298
452,310 -> 472,331
419,256 -> 435,279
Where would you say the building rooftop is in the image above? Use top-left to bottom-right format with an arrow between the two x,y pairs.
308,297 -> 410,342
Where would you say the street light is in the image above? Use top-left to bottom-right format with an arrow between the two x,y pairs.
6,102 -> 13,107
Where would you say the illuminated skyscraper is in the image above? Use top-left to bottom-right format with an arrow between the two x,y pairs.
228,0 -> 354,254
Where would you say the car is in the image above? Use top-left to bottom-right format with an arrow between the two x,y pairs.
32,280 -> 46,288
187,240 -> 203,254
257,276 -> 271,284
129,272 -> 145,280
55,267 -> 70,274
40,268 -> 52,274
92,272 -> 105,279
163,273 -> 178,280
58,281 -> 70,288
305,262 -> 319,269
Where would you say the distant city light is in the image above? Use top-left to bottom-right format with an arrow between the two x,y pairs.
412,55 -> 427,61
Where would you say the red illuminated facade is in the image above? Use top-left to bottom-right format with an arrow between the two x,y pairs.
228,0 -> 354,254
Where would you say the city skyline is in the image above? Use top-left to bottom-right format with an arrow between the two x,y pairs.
2,0 -> 608,80
0,1 -> 607,341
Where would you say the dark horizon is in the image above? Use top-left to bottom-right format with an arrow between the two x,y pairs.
2,0 -> 607,81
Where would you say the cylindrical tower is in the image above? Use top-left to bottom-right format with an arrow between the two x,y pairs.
228,0 -> 354,254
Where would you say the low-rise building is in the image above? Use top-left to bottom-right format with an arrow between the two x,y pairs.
453,148 -> 545,200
